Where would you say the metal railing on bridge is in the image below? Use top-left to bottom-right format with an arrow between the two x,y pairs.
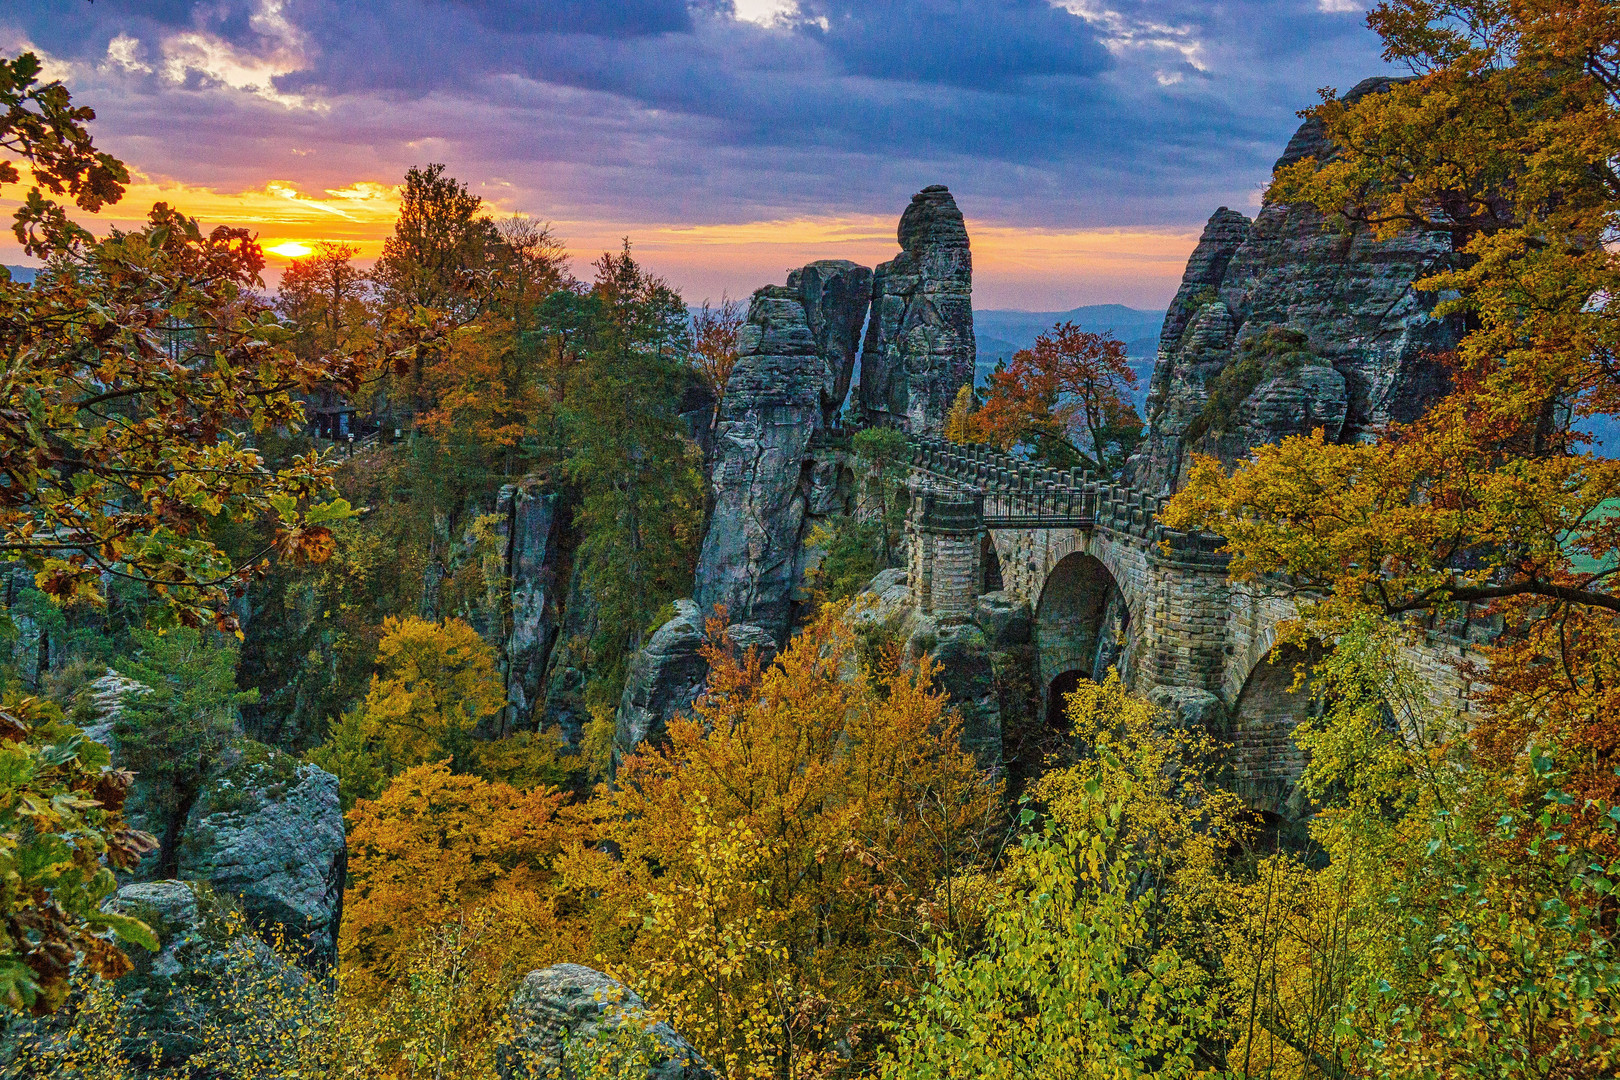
902,434 -> 1165,537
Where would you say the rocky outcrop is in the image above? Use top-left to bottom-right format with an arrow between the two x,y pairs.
176,744 -> 345,962
503,964 -> 715,1080
496,483 -> 566,735
691,263 -> 869,643
77,675 -> 345,963
59,881 -> 304,1074
1128,78 -> 1460,495
790,259 -> 873,429
858,185 -> 976,435
613,600 -> 710,768
852,569 -> 1003,769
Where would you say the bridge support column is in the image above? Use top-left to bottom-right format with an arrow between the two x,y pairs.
907,483 -> 985,617
1138,530 -> 1232,700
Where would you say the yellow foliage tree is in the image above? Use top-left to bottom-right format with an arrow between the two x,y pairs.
341,762 -> 576,1009
309,615 -> 566,806
595,603 -> 1004,1077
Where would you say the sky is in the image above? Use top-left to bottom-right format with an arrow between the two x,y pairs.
1,1 -> 1394,310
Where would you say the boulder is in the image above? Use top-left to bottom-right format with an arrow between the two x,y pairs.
1126,78 -> 1461,495
613,600 -> 710,767
84,881 -> 302,1074
503,964 -> 715,1080
973,591 -> 1032,648
1148,686 -> 1226,730
858,185 -> 976,435
176,742 -> 345,962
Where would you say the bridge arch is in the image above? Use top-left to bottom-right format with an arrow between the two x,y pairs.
1227,640 -> 1325,819
1035,551 -> 1135,726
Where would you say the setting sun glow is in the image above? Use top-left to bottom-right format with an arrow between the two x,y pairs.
265,241 -> 314,258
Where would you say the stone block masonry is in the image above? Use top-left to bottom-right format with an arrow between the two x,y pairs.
902,432 -> 1485,818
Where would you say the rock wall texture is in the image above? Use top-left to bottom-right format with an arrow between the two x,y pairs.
176,745 -> 346,962
79,673 -> 346,962
858,185 -> 975,435
496,483 -> 565,735
619,261 -> 872,764
1127,78 -> 1461,495
692,264 -> 870,643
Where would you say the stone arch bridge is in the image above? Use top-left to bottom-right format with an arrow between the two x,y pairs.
900,434 -> 1478,816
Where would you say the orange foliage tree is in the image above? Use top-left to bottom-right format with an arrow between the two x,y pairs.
340,762 -> 574,1007
309,616 -> 567,807
691,294 -> 744,431
967,322 -> 1143,476
589,603 -> 1004,1078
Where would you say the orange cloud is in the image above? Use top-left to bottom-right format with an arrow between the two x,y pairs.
0,174 -> 1195,307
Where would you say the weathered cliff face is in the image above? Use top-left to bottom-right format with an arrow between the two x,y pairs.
80,673 -> 346,962
791,259 -> 874,429
495,483 -> 566,734
858,185 -> 975,435
617,261 -> 870,762
1128,78 -> 1460,495
692,265 -> 869,643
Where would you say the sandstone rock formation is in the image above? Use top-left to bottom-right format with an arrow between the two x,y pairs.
79,673 -> 345,961
692,265 -> 869,642
176,744 -> 346,962
613,599 -> 710,769
496,483 -> 565,735
69,881 -> 303,1074
503,964 -> 715,1080
790,259 -> 873,428
1128,78 -> 1460,495
858,185 -> 976,434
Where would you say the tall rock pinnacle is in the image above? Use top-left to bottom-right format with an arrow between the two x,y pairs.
857,185 -> 975,434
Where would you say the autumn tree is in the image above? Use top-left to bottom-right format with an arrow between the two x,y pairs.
276,241 -> 373,361
308,615 -> 565,807
1162,0 -> 1620,821
597,604 -> 1003,1075
0,52 -> 382,632
691,294 -> 744,431
967,322 -> 1143,476
0,694 -> 155,1015
340,763 -> 572,1006
372,163 -> 498,319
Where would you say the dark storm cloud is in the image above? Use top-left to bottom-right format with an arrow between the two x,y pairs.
803,0 -> 1111,89
3,0 -> 1392,232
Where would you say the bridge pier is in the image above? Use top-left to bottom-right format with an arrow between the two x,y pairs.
1137,530 -> 1232,700
906,482 -> 984,618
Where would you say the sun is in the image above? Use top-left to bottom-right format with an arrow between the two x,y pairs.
265,240 -> 314,258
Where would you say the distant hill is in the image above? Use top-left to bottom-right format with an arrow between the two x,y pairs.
5,265 -> 36,284
973,304 -> 1165,411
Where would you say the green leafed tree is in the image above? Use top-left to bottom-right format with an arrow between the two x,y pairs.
113,626 -> 256,875
562,243 -> 705,694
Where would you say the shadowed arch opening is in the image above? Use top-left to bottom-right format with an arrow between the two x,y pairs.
1229,641 -> 1327,820
1035,552 -> 1131,720
981,533 -> 1004,592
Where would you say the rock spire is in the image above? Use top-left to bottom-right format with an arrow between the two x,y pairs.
858,185 -> 975,434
